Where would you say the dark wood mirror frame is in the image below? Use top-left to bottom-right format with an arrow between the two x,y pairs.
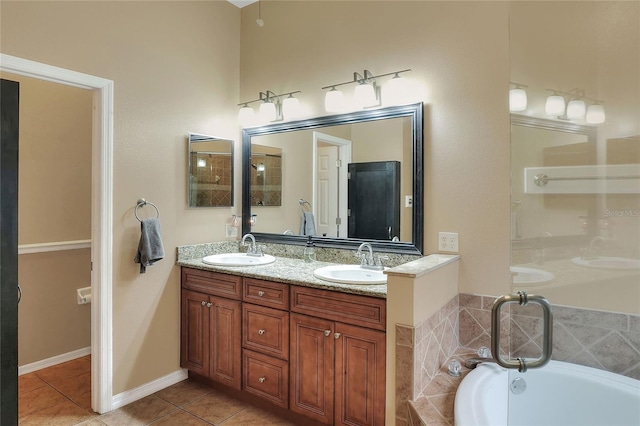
242,102 -> 424,254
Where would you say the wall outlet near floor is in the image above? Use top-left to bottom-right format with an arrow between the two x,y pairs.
438,232 -> 459,252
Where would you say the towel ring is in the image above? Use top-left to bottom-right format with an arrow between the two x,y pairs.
135,198 -> 160,222
299,199 -> 312,213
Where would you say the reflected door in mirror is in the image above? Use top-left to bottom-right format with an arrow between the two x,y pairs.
348,161 -> 400,240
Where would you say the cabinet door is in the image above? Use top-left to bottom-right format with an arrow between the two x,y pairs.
180,290 -> 210,377
210,297 -> 242,390
334,323 -> 386,426
290,313 -> 334,425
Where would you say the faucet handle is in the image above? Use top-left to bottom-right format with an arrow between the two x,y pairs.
376,255 -> 389,267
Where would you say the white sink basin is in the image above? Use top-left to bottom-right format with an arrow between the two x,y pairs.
202,253 -> 276,267
571,256 -> 640,270
510,266 -> 554,286
313,264 -> 387,285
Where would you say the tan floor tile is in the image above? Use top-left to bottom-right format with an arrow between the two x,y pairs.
76,418 -> 109,426
18,373 -> 47,395
18,399 -> 95,426
18,385 -> 67,418
154,378 -> 213,407
148,409 -> 211,425
99,395 -> 177,426
35,357 -> 91,384
50,371 -> 92,409
182,389 -> 246,424
219,406 -> 296,426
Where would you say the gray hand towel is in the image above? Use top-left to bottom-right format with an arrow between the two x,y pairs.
299,211 -> 316,236
134,218 -> 165,273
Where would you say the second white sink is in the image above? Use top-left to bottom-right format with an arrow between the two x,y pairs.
510,266 -> 554,286
571,256 -> 640,270
202,253 -> 276,267
313,264 -> 387,285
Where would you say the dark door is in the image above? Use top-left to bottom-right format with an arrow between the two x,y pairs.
1,78 -> 20,425
348,161 -> 400,240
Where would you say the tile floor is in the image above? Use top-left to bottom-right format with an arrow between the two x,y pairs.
18,355 -> 296,425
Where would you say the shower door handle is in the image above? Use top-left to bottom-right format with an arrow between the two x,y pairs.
491,291 -> 553,372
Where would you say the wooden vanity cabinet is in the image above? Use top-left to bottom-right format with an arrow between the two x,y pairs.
180,268 -> 386,426
242,278 -> 290,408
180,269 -> 242,390
290,285 -> 386,426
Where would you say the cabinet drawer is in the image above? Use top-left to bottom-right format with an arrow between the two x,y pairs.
181,268 -> 242,300
243,278 -> 289,310
290,285 -> 386,331
243,304 -> 289,360
243,349 -> 289,409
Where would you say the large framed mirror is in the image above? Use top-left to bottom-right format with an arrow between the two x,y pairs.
241,103 -> 423,254
188,132 -> 234,207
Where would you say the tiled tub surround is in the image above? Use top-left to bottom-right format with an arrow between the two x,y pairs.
401,293 -> 640,425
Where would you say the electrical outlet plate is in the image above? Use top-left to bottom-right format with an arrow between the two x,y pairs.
225,224 -> 238,239
438,232 -> 459,252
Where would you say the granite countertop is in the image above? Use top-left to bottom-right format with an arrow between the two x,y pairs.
176,241 -> 461,299
178,254 -> 389,299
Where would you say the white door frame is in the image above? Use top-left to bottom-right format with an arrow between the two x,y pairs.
0,54 -> 114,413
312,132 -> 351,238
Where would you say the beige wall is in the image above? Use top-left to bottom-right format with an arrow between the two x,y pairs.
240,1 -> 513,297
1,1 -> 241,394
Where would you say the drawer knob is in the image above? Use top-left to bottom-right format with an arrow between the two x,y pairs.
334,332 -> 341,339
201,301 -> 206,306
258,377 -> 266,383
257,291 -> 265,297
324,330 -> 331,337
258,329 -> 265,335
206,302 -> 212,308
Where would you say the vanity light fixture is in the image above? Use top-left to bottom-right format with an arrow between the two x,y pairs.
237,90 -> 302,126
509,82 -> 528,112
321,68 -> 411,112
586,103 -> 605,124
544,88 -> 605,123
545,91 -> 566,116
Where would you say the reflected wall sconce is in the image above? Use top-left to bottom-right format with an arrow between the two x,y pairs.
238,90 -> 302,126
249,214 -> 257,226
544,88 -> 605,124
321,68 -> 411,112
509,82 -> 528,112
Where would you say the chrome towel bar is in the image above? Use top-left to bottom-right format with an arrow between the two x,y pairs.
491,291 -> 553,372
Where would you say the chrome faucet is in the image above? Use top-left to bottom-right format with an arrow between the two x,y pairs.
582,236 -> 607,260
241,233 -> 262,257
356,242 -> 387,270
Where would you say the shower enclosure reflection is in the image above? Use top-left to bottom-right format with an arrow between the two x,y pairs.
188,133 -> 234,207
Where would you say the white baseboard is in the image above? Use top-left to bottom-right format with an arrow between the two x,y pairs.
111,369 -> 188,411
19,346 -> 92,376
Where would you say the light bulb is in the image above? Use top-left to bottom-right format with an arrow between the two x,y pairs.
325,88 -> 345,112
259,101 -> 277,122
385,73 -> 409,105
354,82 -> 376,108
566,99 -> 586,120
545,95 -> 565,116
282,95 -> 300,119
238,105 -> 254,127
586,104 -> 605,124
509,88 -> 527,112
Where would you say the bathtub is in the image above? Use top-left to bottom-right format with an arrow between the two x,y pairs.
454,360 -> 640,426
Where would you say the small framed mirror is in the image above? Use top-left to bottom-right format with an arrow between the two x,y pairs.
188,133 -> 234,207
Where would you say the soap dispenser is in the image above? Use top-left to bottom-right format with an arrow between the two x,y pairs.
303,235 -> 316,262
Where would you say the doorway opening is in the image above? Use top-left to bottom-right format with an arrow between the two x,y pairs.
0,54 -> 114,414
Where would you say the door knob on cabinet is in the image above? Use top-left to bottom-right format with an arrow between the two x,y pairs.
258,329 -> 265,335
334,332 -> 341,339
206,302 -> 212,308
258,377 -> 266,383
257,291 -> 265,297
201,301 -> 206,306
324,330 -> 331,337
